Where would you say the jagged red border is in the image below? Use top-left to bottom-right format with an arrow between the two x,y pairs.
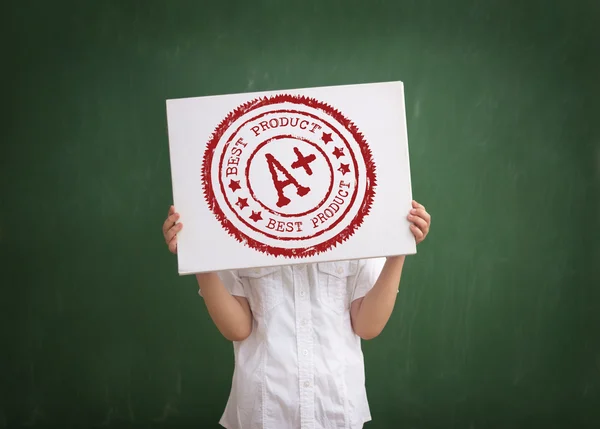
201,94 -> 377,258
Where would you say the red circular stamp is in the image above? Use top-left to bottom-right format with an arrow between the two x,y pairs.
201,94 -> 376,258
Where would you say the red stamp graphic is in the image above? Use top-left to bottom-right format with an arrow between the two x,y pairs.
201,94 -> 376,258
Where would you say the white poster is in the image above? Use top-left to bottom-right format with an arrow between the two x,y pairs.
166,81 -> 415,274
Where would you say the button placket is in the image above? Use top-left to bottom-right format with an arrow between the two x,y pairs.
293,265 -> 314,429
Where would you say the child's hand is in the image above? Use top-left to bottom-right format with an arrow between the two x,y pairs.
162,205 -> 183,254
407,200 -> 431,245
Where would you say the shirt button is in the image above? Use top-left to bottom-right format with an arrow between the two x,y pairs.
336,267 -> 344,274
303,349 -> 308,356
303,381 -> 310,388
301,319 -> 307,326
299,290 -> 305,297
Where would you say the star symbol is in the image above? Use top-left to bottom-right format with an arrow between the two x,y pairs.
338,163 -> 350,175
228,180 -> 241,192
332,147 -> 344,159
249,211 -> 263,222
235,197 -> 249,210
321,132 -> 333,144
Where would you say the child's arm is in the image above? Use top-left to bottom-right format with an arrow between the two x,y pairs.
196,273 -> 252,342
162,205 -> 252,342
350,200 -> 431,339
350,256 -> 405,340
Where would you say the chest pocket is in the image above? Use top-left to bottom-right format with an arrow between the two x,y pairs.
317,261 -> 358,314
238,266 -> 283,316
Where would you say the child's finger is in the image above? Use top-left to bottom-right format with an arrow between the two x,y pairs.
168,236 -> 178,254
410,207 -> 430,222
165,223 -> 183,243
410,224 -> 424,240
412,200 -> 424,209
408,214 -> 428,231
163,212 -> 180,235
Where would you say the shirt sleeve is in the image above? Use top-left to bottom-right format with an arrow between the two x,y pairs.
197,270 -> 246,298
351,257 -> 387,301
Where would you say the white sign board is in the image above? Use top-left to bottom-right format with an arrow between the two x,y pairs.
166,81 -> 415,274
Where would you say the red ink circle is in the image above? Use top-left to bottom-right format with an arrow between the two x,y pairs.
245,135 -> 335,219
201,94 -> 377,258
216,112 -> 360,243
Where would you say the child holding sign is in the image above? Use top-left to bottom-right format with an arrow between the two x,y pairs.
162,200 -> 431,429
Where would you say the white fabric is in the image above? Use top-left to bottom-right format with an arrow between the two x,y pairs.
199,258 -> 386,429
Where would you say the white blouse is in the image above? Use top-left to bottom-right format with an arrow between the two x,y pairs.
200,258 -> 386,429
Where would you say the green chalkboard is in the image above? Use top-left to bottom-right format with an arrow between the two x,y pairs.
1,0 -> 598,428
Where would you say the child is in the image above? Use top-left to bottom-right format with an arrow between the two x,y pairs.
162,200 -> 431,429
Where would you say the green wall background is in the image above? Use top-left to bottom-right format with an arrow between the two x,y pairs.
1,1 -> 598,428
